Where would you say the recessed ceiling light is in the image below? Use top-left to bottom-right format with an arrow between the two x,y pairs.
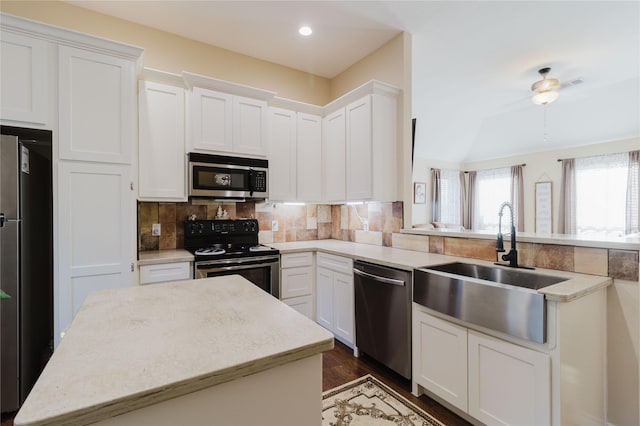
299,26 -> 312,36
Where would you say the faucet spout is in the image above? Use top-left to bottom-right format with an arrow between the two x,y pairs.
496,202 -> 518,268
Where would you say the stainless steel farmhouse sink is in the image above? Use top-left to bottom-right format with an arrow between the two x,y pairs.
414,262 -> 568,343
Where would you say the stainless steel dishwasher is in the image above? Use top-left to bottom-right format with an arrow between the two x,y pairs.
354,261 -> 412,379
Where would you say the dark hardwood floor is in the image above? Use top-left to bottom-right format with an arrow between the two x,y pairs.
1,339 -> 471,426
324,339 -> 472,426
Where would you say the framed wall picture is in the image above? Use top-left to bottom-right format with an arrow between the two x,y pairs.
535,181 -> 552,234
414,182 -> 426,204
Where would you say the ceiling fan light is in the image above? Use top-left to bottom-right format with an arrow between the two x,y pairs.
532,90 -> 559,105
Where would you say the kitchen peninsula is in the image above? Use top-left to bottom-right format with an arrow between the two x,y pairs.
14,276 -> 334,426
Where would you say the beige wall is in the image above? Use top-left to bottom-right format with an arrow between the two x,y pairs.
0,0 -> 331,105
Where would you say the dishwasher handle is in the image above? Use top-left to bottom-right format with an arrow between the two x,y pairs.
353,268 -> 405,286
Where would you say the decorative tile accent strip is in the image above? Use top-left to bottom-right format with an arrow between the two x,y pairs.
535,244 -> 575,271
429,236 -> 444,254
608,250 -> 639,281
574,247 -> 609,276
444,237 -> 496,261
391,233 -> 429,252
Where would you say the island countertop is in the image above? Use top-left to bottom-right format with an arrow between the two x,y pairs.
14,276 -> 334,426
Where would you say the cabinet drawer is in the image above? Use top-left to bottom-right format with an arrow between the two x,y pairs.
317,252 -> 353,275
283,295 -> 313,320
281,266 -> 313,298
281,252 -> 313,268
140,262 -> 191,284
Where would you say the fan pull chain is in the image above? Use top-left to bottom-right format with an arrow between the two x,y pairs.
543,104 -> 548,142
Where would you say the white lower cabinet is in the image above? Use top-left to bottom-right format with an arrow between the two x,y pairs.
468,330 -> 550,426
413,307 -> 550,426
413,310 -> 468,412
316,253 -> 354,347
139,262 -> 191,284
280,252 -> 314,319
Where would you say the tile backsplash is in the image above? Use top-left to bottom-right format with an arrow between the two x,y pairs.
138,201 -> 404,251
138,200 -> 638,281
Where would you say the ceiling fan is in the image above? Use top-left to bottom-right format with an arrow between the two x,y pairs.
530,67 -> 583,105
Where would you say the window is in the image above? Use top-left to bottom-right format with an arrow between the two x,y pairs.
439,169 -> 462,225
575,153 -> 628,237
473,167 -> 511,231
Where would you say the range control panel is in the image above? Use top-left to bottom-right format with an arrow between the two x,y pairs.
185,219 -> 259,237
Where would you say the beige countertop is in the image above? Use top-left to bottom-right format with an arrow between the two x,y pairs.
267,240 -> 612,303
402,227 -> 640,250
14,276 -> 334,426
138,249 -> 194,265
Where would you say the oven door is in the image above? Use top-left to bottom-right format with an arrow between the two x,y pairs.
195,256 -> 280,298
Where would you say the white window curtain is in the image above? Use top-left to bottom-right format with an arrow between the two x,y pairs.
575,152 -> 628,237
510,165 -> 524,232
431,168 -> 463,226
626,150 -> 639,235
472,167 -> 511,231
430,168 -> 441,222
557,159 -> 576,234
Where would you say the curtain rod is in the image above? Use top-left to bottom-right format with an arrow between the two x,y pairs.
462,163 -> 526,173
430,164 -> 526,172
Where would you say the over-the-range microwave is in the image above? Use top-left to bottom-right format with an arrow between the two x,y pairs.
188,153 -> 268,201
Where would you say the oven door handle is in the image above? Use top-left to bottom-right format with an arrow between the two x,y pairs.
197,262 -> 277,274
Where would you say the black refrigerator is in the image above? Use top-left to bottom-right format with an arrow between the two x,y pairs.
0,127 -> 53,413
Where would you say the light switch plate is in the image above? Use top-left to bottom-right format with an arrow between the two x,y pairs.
272,220 -> 278,231
152,223 -> 161,236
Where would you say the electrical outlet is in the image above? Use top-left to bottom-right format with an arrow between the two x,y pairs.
152,223 -> 161,236
272,220 -> 278,231
363,219 -> 369,232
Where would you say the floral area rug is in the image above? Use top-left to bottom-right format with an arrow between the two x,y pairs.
322,374 -> 445,426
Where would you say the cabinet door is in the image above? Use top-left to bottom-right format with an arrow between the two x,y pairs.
296,112 -> 322,202
58,46 -> 135,164
138,81 -> 186,201
333,271 -> 354,346
345,96 -> 372,200
413,310 -> 468,412
322,107 -> 346,202
189,87 -> 233,152
283,295 -> 313,320
0,31 -> 48,125
57,161 -> 134,344
233,96 -> 267,156
267,107 -> 296,201
316,266 -> 334,331
281,266 -> 313,299
468,330 -> 550,426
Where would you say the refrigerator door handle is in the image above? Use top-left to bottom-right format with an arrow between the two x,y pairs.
0,214 -> 20,228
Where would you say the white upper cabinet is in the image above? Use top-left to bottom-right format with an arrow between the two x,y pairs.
138,79 -> 186,201
58,46 -> 136,164
268,107 -> 297,200
322,107 -> 346,202
184,72 -> 275,157
267,104 -> 322,202
0,31 -> 48,126
189,88 -> 267,156
296,112 -> 322,202
233,96 -> 268,156
189,87 -> 233,153
323,81 -> 399,203
346,96 -> 373,200
345,93 -> 397,202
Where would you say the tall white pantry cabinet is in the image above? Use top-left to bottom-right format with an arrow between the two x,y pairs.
0,14 -> 143,347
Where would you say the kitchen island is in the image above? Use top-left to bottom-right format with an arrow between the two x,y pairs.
14,276 -> 334,426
